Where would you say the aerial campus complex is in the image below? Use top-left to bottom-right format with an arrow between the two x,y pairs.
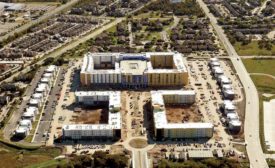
0,0 -> 274,167
64,52 -> 215,141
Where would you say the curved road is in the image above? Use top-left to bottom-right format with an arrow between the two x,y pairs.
197,0 -> 268,167
250,73 -> 275,80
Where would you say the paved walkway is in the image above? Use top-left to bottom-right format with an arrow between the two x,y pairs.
250,73 -> 275,80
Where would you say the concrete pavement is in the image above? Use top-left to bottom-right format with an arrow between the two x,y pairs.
197,0 -> 268,167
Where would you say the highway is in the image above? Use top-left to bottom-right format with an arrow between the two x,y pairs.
197,0 -> 268,167
0,0 -> 80,42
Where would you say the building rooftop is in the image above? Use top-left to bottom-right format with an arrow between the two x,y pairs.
81,52 -> 187,74
45,65 -> 56,73
75,91 -> 121,109
19,120 -> 31,126
120,60 -> 147,75
188,150 -> 213,158
151,90 -> 213,129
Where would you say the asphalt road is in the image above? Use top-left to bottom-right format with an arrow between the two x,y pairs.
132,150 -> 149,168
197,0 -> 268,167
3,67 -> 45,140
33,68 -> 64,143
0,0 -> 80,42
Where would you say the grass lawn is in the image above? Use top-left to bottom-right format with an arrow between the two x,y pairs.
0,142 -> 62,168
242,59 -> 275,76
134,11 -> 162,19
250,75 -> 275,93
249,75 -> 275,153
26,159 -> 68,168
234,41 -> 275,56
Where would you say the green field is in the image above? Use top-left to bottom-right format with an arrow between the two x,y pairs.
243,58 -> 275,153
234,41 -> 275,56
242,59 -> 275,76
250,75 -> 275,93
0,141 -> 62,168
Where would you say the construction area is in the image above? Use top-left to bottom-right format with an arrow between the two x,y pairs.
71,107 -> 109,124
39,53 -> 248,168
165,104 -> 203,123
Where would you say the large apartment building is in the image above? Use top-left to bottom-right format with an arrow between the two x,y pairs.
80,52 -> 189,89
151,90 -> 214,140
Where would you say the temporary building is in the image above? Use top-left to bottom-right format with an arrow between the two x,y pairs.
15,126 -> 29,137
229,120 -> 242,132
19,120 -> 32,129
223,89 -> 235,100
29,98 -> 41,108
26,106 -> 38,115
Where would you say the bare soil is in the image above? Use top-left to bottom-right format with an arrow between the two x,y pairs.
165,104 -> 203,123
72,107 -> 109,124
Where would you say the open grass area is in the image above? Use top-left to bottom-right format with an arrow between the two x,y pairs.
0,141 -> 62,168
243,59 -> 275,153
249,75 -> 275,153
242,59 -> 275,76
234,41 -> 275,56
250,75 -> 275,93
129,138 -> 148,149
26,159 -> 67,168
133,11 -> 162,19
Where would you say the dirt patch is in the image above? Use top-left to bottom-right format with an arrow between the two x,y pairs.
165,104 -> 203,123
129,139 -> 148,149
72,107 -> 109,124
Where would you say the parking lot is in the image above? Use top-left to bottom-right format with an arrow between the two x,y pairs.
188,58 -> 245,141
33,68 -> 64,143
47,60 -> 82,145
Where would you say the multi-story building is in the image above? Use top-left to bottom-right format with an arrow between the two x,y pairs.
151,90 -> 214,140
62,91 -> 121,140
80,52 -> 189,89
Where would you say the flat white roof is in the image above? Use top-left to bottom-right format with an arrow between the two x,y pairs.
43,73 -> 53,78
26,106 -> 37,113
36,83 -> 48,92
213,67 -> 223,73
188,150 -> 213,158
81,52 -> 187,74
222,84 -> 232,90
32,93 -> 43,99
41,78 -> 50,82
29,98 -> 39,104
224,89 -> 235,95
19,120 -> 31,126
45,65 -> 56,72
22,112 -> 34,117
229,120 -> 242,126
15,126 -> 28,133
209,58 -> 219,62
75,91 -> 121,108
227,113 -> 238,120
151,90 -> 196,106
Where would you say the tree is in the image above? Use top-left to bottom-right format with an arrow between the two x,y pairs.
43,57 -> 54,66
